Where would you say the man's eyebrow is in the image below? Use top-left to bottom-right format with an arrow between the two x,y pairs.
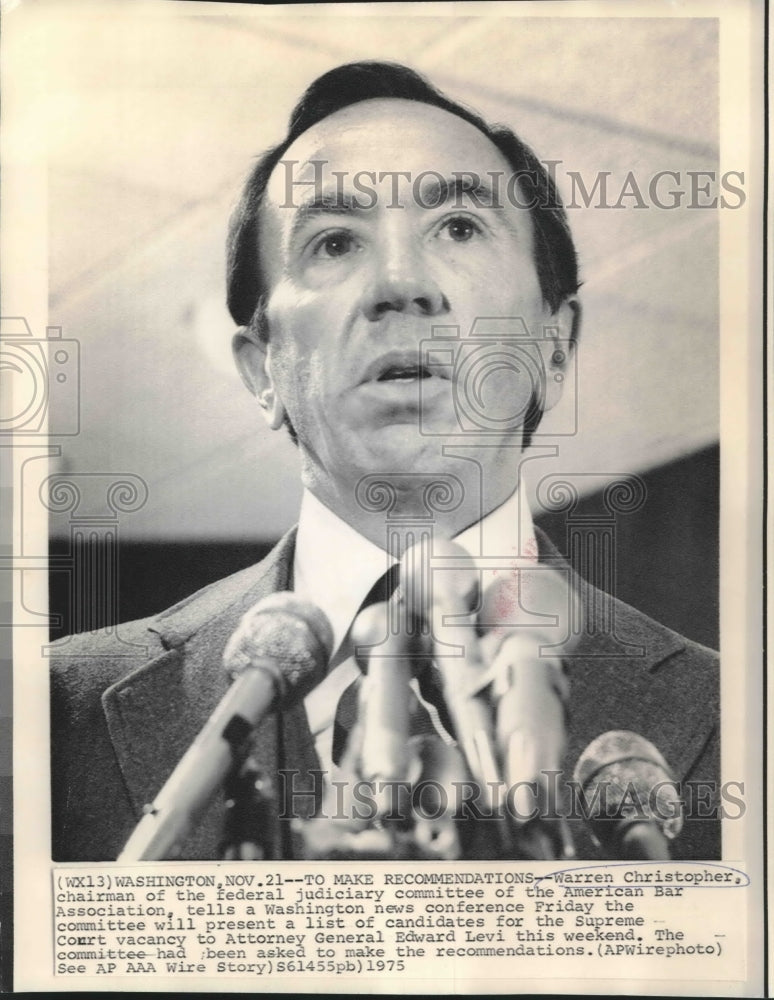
290,190 -> 361,239
419,174 -> 500,209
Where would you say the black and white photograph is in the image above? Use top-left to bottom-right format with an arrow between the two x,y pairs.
4,0 -> 765,994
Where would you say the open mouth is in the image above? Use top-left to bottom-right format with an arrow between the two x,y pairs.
376,363 -> 433,383
362,350 -> 445,386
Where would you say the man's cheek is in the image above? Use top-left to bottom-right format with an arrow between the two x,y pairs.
470,361 -> 535,418
269,344 -> 314,411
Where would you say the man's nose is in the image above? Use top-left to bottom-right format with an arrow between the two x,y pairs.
359,234 -> 448,321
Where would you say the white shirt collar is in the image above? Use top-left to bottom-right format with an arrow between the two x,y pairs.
455,479 -> 538,569
293,479 -> 537,662
293,489 -> 396,662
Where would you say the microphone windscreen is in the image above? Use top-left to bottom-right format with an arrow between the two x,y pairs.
223,592 -> 334,700
573,730 -> 683,842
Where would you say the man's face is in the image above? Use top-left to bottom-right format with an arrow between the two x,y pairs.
237,99 -> 573,511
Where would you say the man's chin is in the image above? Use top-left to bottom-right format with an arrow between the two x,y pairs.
353,423 -> 441,467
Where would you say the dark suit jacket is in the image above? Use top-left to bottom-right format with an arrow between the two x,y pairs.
50,527 -> 720,862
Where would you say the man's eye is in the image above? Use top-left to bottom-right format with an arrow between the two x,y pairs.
312,231 -> 357,258
439,216 -> 482,242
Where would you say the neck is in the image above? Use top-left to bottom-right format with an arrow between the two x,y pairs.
304,461 -> 521,554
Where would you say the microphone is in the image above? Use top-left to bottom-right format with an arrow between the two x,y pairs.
474,568 -> 577,859
573,730 -> 684,860
349,596 -> 477,859
477,568 -> 575,803
400,539 -> 502,810
118,592 -> 333,861
350,600 -> 420,785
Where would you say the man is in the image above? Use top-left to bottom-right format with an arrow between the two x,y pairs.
50,62 -> 719,862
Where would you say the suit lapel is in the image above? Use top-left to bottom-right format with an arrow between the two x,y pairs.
102,529 -> 318,859
534,525 -> 714,782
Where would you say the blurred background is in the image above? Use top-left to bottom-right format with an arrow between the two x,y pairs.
40,6 -> 719,646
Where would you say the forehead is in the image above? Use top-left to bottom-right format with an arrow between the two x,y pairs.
264,98 -> 516,207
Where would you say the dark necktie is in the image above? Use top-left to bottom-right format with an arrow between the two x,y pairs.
331,565 -> 398,765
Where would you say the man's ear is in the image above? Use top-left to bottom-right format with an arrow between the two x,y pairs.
232,326 -> 287,431
539,296 -> 582,413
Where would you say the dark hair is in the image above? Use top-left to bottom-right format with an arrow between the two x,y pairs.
227,61 -> 579,443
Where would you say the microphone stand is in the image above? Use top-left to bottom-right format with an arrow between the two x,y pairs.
219,752 -> 277,861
